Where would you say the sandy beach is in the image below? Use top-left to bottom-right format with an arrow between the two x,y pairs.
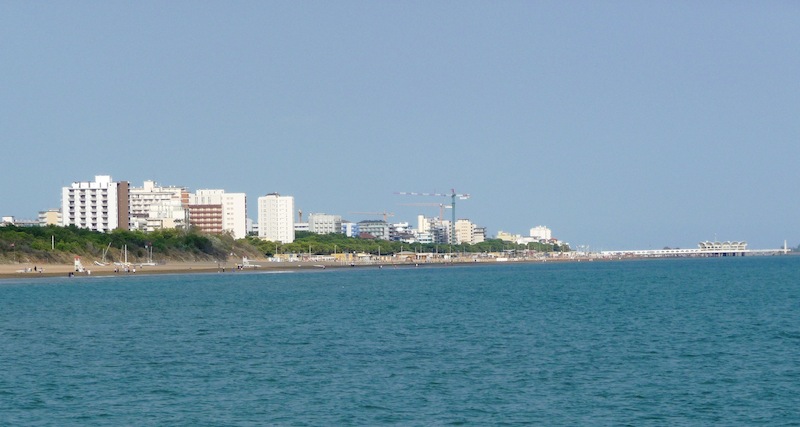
0,258 -> 355,279
0,257 -> 498,280
0,260 -> 235,279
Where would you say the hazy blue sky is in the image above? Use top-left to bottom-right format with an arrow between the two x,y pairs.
2,2 -> 798,250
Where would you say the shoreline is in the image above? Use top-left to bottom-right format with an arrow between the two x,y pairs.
2,253 -> 793,281
0,256 -> 570,280
0,258 -> 504,280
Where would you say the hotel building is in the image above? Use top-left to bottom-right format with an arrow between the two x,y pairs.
129,180 -> 189,231
38,209 -> 61,226
308,213 -> 342,235
258,193 -> 295,243
188,189 -> 247,239
61,175 -> 129,232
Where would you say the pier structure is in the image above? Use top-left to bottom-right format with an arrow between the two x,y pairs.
601,241 -> 789,258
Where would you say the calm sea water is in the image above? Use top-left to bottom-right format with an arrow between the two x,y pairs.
1,257 -> 799,425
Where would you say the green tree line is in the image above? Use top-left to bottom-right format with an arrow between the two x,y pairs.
0,225 -> 261,263
247,231 -> 568,257
1,226 -> 568,263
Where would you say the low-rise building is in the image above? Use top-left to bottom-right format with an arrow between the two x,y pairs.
358,220 -> 390,240
38,209 -> 61,226
308,213 -> 342,235
341,221 -> 358,237
496,230 -> 522,242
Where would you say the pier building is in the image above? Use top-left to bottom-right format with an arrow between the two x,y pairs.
601,241 -> 789,258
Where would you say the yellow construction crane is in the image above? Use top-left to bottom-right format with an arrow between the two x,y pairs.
348,211 -> 395,222
395,189 -> 470,244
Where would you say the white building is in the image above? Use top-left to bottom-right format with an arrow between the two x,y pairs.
530,226 -> 552,241
145,199 -> 187,232
258,193 -> 295,243
129,180 -> 189,231
415,231 -> 434,244
392,222 -> 411,234
308,213 -> 342,235
341,221 -> 358,237
61,175 -> 129,232
188,189 -> 247,239
416,215 -> 450,244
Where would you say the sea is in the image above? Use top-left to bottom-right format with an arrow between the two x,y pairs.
1,256 -> 799,426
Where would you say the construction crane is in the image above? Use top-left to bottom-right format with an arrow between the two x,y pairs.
395,189 -> 470,244
348,211 -> 395,222
398,203 -> 452,221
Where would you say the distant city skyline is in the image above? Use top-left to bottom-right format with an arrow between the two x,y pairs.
2,3 -> 798,249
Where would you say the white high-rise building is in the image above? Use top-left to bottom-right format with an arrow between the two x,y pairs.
530,226 -> 552,241
188,189 -> 247,239
61,175 -> 129,232
258,193 -> 295,243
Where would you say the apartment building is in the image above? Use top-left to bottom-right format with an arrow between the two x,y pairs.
188,189 -> 247,239
258,193 -> 295,243
530,226 -> 552,241
129,180 -> 189,231
357,220 -> 390,240
61,175 -> 129,232
308,213 -> 342,235
38,209 -> 61,226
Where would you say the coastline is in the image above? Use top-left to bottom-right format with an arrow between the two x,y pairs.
4,253 -> 792,281
0,258 -> 524,280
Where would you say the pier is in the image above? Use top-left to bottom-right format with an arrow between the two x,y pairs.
601,241 -> 790,258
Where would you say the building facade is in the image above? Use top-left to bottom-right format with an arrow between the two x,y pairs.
341,221 -> 358,237
188,203 -> 223,234
530,226 -> 552,241
61,175 -> 129,232
454,219 -> 475,245
472,227 -> 486,244
258,193 -> 295,243
416,215 -> 449,244
129,180 -> 188,231
38,209 -> 61,226
357,220 -> 390,240
496,230 -> 522,242
308,213 -> 342,235
188,189 -> 247,239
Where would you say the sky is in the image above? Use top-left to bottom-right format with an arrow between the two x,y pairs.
1,1 -> 798,250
